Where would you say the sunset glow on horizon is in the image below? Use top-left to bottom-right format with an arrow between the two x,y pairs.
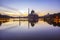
0,0 -> 60,16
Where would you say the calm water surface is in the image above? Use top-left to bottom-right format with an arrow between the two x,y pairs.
0,18 -> 60,40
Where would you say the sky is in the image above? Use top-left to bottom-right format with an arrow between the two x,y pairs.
0,0 -> 60,16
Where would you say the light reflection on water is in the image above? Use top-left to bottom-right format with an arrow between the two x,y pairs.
0,18 -> 60,40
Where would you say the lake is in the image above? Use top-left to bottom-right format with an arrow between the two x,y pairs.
0,18 -> 60,40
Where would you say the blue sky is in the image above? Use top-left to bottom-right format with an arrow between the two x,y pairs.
0,0 -> 60,14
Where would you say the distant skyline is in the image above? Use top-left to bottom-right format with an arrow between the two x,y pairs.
0,0 -> 60,16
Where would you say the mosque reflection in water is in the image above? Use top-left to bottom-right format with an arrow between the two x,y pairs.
0,17 -> 60,27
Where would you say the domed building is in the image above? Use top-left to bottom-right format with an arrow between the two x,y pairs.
28,10 -> 39,21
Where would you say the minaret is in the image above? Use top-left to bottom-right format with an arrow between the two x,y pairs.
28,8 -> 30,29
